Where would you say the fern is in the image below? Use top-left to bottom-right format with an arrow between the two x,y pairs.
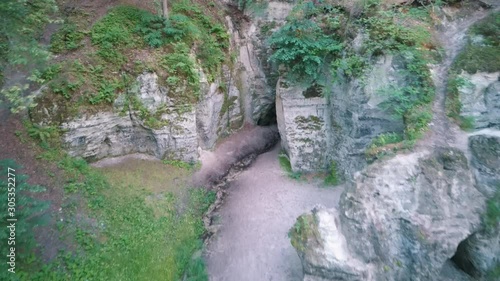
268,13 -> 343,84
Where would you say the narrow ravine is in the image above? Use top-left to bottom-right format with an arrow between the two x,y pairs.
203,145 -> 343,281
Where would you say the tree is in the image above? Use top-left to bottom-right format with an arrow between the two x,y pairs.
0,0 -> 57,112
162,0 -> 168,18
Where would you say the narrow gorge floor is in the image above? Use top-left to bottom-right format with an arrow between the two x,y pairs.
204,145 -> 343,281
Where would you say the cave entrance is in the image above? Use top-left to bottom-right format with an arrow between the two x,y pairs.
450,235 -> 478,278
257,102 -> 277,126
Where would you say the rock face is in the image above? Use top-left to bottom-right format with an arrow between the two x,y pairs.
458,72 -> 500,129
470,133 -> 500,195
276,80 -> 328,172
277,55 -> 405,175
227,1 -> 295,124
196,66 -> 243,149
38,70 -> 244,162
451,133 -> 500,279
290,148 -> 486,281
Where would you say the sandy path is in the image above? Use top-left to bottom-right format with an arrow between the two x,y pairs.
204,145 -> 343,281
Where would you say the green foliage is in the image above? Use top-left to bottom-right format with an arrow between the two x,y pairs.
163,159 -> 200,171
91,6 -> 146,63
0,159 -> 50,280
365,133 -> 405,162
484,186 -> 500,232
371,132 -> 403,147
0,84 -> 34,113
0,0 -> 56,67
27,124 -> 59,145
360,10 -> 432,56
323,161 -> 339,186
278,153 -> 302,180
162,43 -> 200,99
137,0 -> 228,81
48,74 -> 83,100
28,64 -> 62,84
376,50 -> 434,140
452,12 -> 499,74
88,81 -> 119,105
470,12 -> 499,46
268,17 -> 343,84
23,131 -> 214,280
289,213 -> 318,252
185,257 -> 209,281
453,45 -> 500,74
0,0 -> 57,111
403,105 -> 432,140
447,12 -> 499,127
50,23 -> 85,53
331,54 -> 367,79
486,264 -> 500,280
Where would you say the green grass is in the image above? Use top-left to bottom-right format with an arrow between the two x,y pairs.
31,1 -> 230,126
29,156 -> 214,281
14,122 -> 215,280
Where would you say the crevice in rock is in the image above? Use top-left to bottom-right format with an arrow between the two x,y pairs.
450,235 -> 479,278
257,102 -> 277,126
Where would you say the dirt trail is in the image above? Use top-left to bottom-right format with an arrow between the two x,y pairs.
204,145 -> 343,281
417,8 -> 493,153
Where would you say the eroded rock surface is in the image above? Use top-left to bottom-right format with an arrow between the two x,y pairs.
52,70 -> 244,162
458,72 -> 500,129
277,55 -> 405,175
451,134 -> 500,280
290,148 -> 485,281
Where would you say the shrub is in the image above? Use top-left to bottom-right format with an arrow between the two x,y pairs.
324,161 -> 339,186
403,105 -> 432,140
91,6 -> 146,62
162,43 -> 200,98
268,18 -> 342,84
50,23 -> 85,53
0,159 -> 49,279
278,153 -> 302,180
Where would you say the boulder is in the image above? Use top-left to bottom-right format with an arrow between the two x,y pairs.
277,55 -> 405,176
458,72 -> 500,130
291,148 -> 486,281
450,133 -> 500,280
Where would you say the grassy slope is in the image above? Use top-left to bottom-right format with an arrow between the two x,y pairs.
5,131 -> 215,280
30,0 -> 229,127
1,1 -> 227,279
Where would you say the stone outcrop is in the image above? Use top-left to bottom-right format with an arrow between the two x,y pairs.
450,133 -> 500,279
33,69 -> 244,162
61,73 -> 200,162
458,72 -> 500,130
290,148 -> 486,281
196,66 -> 243,149
277,55 -> 405,176
226,1 -> 294,124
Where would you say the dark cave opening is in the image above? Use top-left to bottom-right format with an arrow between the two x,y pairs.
257,102 -> 277,126
450,236 -> 478,278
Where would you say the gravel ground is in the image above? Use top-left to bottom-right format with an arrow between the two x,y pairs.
204,145 -> 343,281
